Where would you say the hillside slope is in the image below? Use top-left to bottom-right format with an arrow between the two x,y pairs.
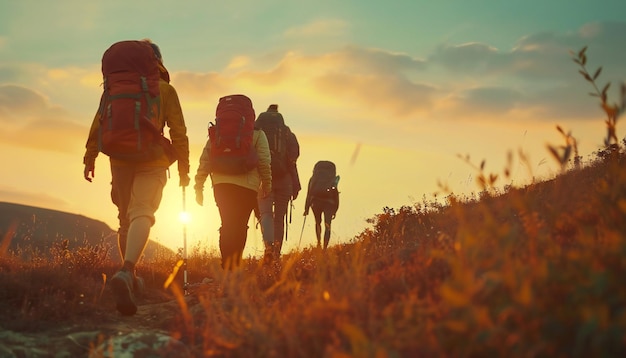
0,150 -> 624,357
0,201 -> 173,260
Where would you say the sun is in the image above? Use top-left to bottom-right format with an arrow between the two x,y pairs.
179,210 -> 191,224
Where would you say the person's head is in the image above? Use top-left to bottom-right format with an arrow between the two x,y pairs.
268,104 -> 278,112
142,38 -> 162,63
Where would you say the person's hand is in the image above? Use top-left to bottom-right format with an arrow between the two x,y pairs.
260,183 -> 271,198
179,173 -> 190,187
292,190 -> 299,201
84,163 -> 95,182
303,208 -> 309,216
195,189 -> 204,206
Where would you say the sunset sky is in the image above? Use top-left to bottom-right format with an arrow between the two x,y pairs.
1,0 -> 625,258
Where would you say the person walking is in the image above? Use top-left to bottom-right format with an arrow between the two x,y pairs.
254,104 -> 301,262
83,40 -> 190,316
303,161 -> 339,250
194,95 -> 272,271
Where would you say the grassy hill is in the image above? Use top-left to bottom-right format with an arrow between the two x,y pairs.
0,201 -> 174,261
0,146 -> 624,356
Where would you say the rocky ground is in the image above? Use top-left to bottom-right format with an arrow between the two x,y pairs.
0,282 -> 208,358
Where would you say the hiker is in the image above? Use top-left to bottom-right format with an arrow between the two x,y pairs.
254,104 -> 301,262
83,40 -> 190,316
304,161 -> 340,250
194,95 -> 272,271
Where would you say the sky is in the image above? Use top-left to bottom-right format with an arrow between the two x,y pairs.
1,0 -> 625,258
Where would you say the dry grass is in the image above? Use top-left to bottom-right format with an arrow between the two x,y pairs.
1,47 -> 625,357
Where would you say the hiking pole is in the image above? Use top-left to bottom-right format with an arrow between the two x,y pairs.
182,186 -> 189,295
298,214 -> 307,248
285,199 -> 293,243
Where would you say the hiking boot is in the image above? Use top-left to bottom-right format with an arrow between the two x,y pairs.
261,246 -> 272,265
261,242 -> 275,266
110,269 -> 137,316
134,276 -> 145,298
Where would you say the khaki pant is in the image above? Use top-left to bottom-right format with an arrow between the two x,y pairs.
110,164 -> 167,235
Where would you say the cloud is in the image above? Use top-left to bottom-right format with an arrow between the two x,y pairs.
1,20 -> 622,157
445,86 -> 523,117
0,65 -> 21,83
430,40 -> 570,82
0,62 -> 100,97
430,21 -> 626,83
438,82 -> 607,122
173,46 -> 431,120
422,21 -> 626,122
333,46 -> 427,73
284,18 -> 348,38
0,85 -> 48,120
0,84 -> 86,153
0,63 -> 44,85
172,71 -> 227,101
430,42 -> 504,76
226,55 -> 252,70
172,20 -> 626,128
314,72 -> 436,115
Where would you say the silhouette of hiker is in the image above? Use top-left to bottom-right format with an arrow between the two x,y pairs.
303,161 -> 339,250
83,40 -> 190,316
255,104 -> 301,262
193,95 -> 272,271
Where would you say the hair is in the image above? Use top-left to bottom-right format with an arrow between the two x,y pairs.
142,38 -> 162,62
268,104 -> 278,111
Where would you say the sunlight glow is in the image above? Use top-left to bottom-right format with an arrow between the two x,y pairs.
179,211 -> 191,224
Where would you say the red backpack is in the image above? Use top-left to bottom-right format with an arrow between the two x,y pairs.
97,40 -> 176,163
208,94 -> 258,174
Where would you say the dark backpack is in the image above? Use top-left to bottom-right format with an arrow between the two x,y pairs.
97,40 -> 176,163
309,160 -> 339,199
255,111 -> 291,178
208,94 -> 258,174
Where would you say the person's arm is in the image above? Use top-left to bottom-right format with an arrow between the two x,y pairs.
162,83 -> 190,186
193,140 -> 211,205
83,102 -> 102,182
255,130 -> 272,196
287,130 -> 302,197
286,129 -> 300,161
331,188 -> 339,219
304,177 -> 313,215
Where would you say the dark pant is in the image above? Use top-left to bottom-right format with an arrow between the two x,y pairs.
311,198 -> 335,249
213,183 -> 257,270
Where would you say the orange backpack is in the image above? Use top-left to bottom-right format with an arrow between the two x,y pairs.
97,40 -> 176,163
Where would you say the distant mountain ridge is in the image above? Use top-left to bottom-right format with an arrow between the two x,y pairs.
0,201 -> 173,260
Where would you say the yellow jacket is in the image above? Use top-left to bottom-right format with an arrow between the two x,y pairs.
83,64 -> 190,175
194,130 -> 272,193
